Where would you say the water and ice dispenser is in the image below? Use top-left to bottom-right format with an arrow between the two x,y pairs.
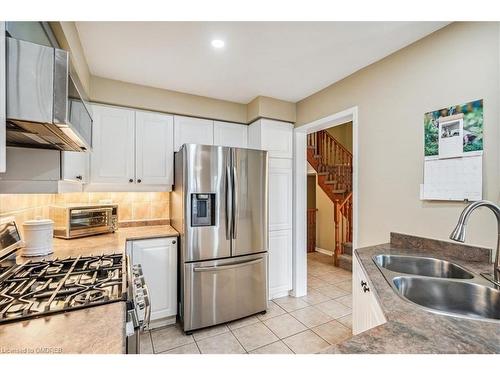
191,193 -> 216,227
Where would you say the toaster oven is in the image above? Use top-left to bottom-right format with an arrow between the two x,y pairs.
49,204 -> 118,239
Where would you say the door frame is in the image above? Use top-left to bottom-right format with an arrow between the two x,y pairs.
291,106 -> 359,297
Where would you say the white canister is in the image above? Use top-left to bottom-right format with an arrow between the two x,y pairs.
21,218 -> 54,257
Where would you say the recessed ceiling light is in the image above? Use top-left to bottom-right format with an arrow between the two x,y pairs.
211,39 -> 225,49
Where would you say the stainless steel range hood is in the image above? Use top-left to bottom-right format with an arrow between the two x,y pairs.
6,37 -> 92,152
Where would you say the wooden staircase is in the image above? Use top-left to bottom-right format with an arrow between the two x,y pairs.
307,130 -> 353,270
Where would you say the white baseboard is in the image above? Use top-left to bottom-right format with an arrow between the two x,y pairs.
315,247 -> 333,256
147,316 -> 176,330
269,288 -> 290,300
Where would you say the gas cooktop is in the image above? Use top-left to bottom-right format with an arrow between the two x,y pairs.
0,253 -> 127,324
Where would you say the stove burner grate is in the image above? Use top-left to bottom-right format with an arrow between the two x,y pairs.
0,253 -> 126,324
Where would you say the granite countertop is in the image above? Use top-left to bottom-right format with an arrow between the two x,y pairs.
0,224 -> 179,354
322,233 -> 500,354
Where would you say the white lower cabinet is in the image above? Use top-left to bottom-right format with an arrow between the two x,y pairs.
269,229 -> 292,299
130,237 -> 178,328
352,255 -> 386,335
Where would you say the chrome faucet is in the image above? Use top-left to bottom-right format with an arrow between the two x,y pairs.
450,200 -> 500,287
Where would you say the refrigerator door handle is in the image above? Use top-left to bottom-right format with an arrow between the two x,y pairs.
225,164 -> 233,240
193,258 -> 263,272
232,163 -> 238,240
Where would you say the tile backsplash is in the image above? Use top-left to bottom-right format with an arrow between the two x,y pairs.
0,192 -> 170,227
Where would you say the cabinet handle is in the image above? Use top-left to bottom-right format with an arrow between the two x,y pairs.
76,175 -> 83,180
172,240 -> 176,244
361,281 -> 370,293
137,179 -> 142,183
129,179 -> 134,183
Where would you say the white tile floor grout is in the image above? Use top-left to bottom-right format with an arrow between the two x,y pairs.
141,252 -> 352,354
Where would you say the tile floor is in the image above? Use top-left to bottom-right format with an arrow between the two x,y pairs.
140,252 -> 352,354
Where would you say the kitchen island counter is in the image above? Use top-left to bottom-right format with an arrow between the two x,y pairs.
0,224 -> 179,354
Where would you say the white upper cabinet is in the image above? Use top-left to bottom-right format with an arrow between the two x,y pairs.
136,111 -> 174,185
89,105 -> 174,190
91,105 -> 135,184
248,119 -> 293,158
269,158 -> 293,231
213,121 -> 248,148
174,115 -> 213,151
62,151 -> 89,183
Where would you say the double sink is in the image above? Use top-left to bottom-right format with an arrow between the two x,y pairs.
373,254 -> 500,322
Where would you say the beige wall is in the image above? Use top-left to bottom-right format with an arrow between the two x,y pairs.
326,122 -> 353,153
90,76 -> 248,123
297,22 -> 500,252
315,174 -> 335,252
247,96 -> 296,123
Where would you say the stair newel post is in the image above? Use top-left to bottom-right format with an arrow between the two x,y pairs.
334,200 -> 341,266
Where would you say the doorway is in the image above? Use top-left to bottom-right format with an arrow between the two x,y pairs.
307,122 -> 353,268
291,106 -> 358,298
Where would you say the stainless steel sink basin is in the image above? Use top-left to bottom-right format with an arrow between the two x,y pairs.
393,276 -> 500,321
373,254 -> 474,279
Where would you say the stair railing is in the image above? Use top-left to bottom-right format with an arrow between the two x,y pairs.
308,131 -> 352,193
334,192 -> 353,265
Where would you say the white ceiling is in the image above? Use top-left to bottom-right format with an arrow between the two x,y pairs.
76,22 -> 448,104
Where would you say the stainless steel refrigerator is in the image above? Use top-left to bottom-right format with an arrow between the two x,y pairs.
172,144 -> 269,333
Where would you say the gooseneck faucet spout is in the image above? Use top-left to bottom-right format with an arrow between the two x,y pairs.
449,200 -> 500,286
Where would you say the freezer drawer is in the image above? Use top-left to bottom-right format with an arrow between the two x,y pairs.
182,253 -> 268,332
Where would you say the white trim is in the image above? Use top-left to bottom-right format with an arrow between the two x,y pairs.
270,288 -> 291,300
314,247 -> 334,256
84,183 -> 172,192
147,316 -> 176,330
292,106 -> 359,298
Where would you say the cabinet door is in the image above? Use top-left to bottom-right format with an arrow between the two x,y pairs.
61,151 -> 89,183
269,158 -> 293,231
131,237 -> 178,323
174,115 -> 213,151
90,105 -> 135,184
136,111 -> 174,185
261,119 -> 293,158
213,121 -> 248,148
269,229 -> 292,299
352,255 -> 386,335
